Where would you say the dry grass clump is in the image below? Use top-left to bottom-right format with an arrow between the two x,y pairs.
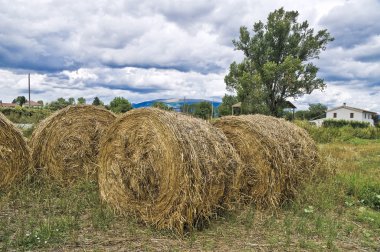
29,105 -> 116,182
213,115 -> 319,208
0,113 -> 30,189
98,108 -> 241,233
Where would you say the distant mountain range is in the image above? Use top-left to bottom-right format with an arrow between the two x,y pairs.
133,98 -> 221,111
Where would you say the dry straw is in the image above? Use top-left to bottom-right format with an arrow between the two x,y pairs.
29,105 -> 116,182
213,115 -> 318,208
0,112 -> 30,189
98,108 -> 241,233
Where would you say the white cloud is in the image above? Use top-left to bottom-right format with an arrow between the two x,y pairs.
0,67 -> 227,104
0,0 -> 378,113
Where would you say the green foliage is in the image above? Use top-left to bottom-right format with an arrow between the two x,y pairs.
194,101 -> 212,119
68,97 -> 75,105
48,98 -> 71,111
181,102 -> 213,119
12,96 -> 27,106
218,95 -> 238,116
293,103 -> 327,121
308,103 -> 328,119
77,97 -> 86,105
322,119 -> 370,128
225,8 -> 333,116
152,101 -> 171,110
109,97 -> 132,113
342,174 -> 380,211
92,97 -> 104,106
0,108 -> 51,124
294,120 -> 380,143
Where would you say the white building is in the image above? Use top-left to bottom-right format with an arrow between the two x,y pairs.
310,103 -> 377,127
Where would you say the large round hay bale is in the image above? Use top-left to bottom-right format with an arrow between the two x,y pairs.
98,108 -> 241,233
0,113 -> 30,189
29,105 -> 116,182
213,115 -> 318,208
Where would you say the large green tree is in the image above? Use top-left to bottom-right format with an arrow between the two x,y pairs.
109,97 -> 132,113
194,101 -> 212,120
92,97 -> 104,106
294,103 -> 327,120
225,8 -> 333,116
77,97 -> 86,105
12,96 -> 27,106
48,98 -> 71,110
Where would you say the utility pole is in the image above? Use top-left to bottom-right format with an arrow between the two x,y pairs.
211,99 -> 214,119
183,96 -> 186,113
28,73 -> 31,107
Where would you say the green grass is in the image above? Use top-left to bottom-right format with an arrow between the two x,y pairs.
1,140 -> 379,251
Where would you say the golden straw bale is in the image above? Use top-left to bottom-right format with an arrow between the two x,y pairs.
213,115 -> 318,208
0,113 -> 30,189
98,108 -> 241,233
29,105 -> 116,182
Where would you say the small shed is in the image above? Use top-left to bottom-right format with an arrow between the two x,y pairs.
284,101 -> 296,120
232,102 -> 241,115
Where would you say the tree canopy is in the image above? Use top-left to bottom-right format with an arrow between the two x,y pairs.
225,8 -> 333,116
12,96 -> 27,106
152,101 -> 171,110
180,101 -> 212,120
109,97 -> 132,113
92,97 -> 104,106
294,103 -> 327,120
77,97 -> 86,105
48,98 -> 71,110
218,95 -> 240,116
68,97 -> 75,105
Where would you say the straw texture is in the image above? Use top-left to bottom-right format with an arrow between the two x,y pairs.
0,113 -> 30,189
213,115 -> 318,208
29,105 -> 116,182
98,108 -> 241,233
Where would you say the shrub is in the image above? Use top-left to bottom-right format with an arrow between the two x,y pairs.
322,119 -> 370,128
294,120 -> 380,143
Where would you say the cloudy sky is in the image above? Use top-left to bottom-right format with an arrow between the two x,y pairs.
0,0 -> 379,111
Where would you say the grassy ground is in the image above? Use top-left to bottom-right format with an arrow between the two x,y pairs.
1,139 -> 379,251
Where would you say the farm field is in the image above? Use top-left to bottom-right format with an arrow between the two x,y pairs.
0,139 -> 379,251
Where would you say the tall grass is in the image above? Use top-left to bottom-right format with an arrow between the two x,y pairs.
294,120 -> 380,143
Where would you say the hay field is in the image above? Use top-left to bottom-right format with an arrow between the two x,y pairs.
1,137 -> 379,251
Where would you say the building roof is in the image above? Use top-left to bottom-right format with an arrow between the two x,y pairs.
0,102 -> 17,107
327,104 -> 377,114
232,102 -> 242,108
284,101 -> 296,109
25,100 -> 42,106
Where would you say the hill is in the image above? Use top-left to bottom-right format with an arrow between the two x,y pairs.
133,98 -> 221,111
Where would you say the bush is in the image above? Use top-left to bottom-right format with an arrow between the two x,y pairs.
322,119 -> 370,128
0,107 -> 51,124
294,120 -> 380,143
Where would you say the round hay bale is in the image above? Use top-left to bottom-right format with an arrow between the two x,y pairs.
29,105 -> 116,182
98,108 -> 241,233
213,115 -> 318,208
0,113 -> 30,189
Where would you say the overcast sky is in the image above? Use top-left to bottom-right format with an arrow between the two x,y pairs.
0,0 -> 379,111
